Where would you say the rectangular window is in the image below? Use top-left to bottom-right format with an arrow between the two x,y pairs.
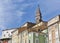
35,38 -> 39,43
25,40 -> 26,43
36,40 -> 38,43
52,30 -> 56,43
29,40 -> 30,43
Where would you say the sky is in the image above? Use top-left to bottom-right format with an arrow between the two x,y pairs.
0,0 -> 60,37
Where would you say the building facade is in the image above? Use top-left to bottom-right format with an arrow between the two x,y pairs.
2,29 -> 15,38
12,29 -> 19,43
0,29 -> 16,43
48,15 -> 60,43
19,30 -> 28,43
18,27 -> 47,43
18,22 -> 36,43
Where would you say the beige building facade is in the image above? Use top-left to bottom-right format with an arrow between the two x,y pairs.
12,29 -> 19,43
18,22 -> 35,43
19,30 -> 28,43
48,15 -> 60,43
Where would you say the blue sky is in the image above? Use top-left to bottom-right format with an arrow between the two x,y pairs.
0,0 -> 60,37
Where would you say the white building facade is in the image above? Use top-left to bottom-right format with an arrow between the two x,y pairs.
0,29 -> 16,43
2,29 -> 16,38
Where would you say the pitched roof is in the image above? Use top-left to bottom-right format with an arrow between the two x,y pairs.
18,27 -> 27,33
18,22 -> 36,33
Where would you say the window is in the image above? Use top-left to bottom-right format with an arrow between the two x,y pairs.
36,40 -> 38,43
38,29 -> 41,32
7,31 -> 8,33
25,39 -> 27,43
29,40 -> 30,43
35,38 -> 39,43
49,32 -> 52,40
52,30 -> 56,43
8,34 -> 11,37
49,40 -> 52,43
35,33 -> 38,37
4,34 -> 5,37
25,32 -> 28,36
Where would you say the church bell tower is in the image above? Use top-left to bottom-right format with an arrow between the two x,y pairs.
36,5 -> 42,24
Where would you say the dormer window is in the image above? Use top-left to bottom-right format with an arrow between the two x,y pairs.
8,34 -> 11,37
7,31 -> 8,33
4,34 -> 5,37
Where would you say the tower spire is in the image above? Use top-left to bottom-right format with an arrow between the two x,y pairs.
36,5 -> 42,24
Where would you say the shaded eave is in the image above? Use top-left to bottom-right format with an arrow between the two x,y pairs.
18,27 -> 27,33
0,38 -> 11,40
18,22 -> 36,33
21,21 -> 36,27
32,21 -> 47,31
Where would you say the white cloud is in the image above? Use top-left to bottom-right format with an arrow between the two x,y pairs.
0,25 -> 7,30
0,0 -> 25,29
16,11 -> 25,16
0,0 -> 36,37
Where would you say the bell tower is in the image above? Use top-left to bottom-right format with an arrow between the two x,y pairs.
36,5 -> 42,24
